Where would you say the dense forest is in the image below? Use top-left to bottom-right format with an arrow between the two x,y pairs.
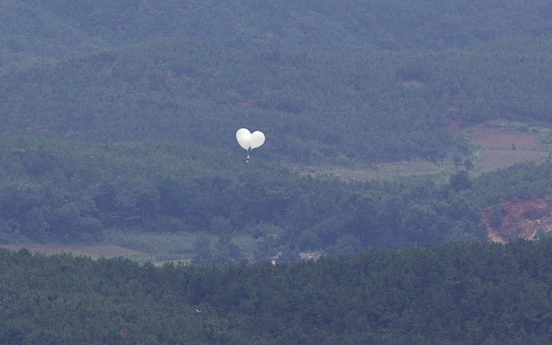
0,0 -> 551,260
1,1 -> 552,163
2,133 -> 552,264
3,1 -> 552,343
3,240 -> 552,344
2,38 -> 552,164
2,0 -> 552,70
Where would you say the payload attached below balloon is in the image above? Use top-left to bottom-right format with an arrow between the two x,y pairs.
236,128 -> 265,161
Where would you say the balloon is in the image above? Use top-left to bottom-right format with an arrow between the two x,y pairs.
250,131 -> 265,149
236,128 -> 252,150
236,128 -> 250,141
236,128 -> 264,158
237,133 -> 252,150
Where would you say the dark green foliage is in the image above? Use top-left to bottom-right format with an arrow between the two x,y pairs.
2,2 -> 552,341
2,0 -> 552,71
449,170 -> 472,192
4,134 -> 552,263
472,162 -> 552,207
2,37 -> 552,163
0,135 -> 552,263
490,205 -> 504,230
1,132 -> 552,263
3,240 -> 552,343
1,1 -> 552,166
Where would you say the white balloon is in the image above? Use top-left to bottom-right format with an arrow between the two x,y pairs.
236,128 -> 251,140
250,131 -> 265,149
237,133 -> 252,150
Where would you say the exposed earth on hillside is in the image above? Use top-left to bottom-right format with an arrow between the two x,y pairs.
467,120 -> 552,243
482,197 -> 552,243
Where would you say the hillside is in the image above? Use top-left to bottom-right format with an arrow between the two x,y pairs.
2,132 -> 552,263
2,0 -> 552,72
2,1 -> 552,166
1,1 -> 552,264
3,240 -> 552,344
2,38 -> 552,166
3,3 -> 552,342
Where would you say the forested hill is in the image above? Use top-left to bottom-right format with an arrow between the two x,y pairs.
2,0 -> 552,262
2,131 -> 552,262
2,0 -> 552,164
2,0 -> 552,71
3,4 -> 552,341
3,239 -> 552,344
2,38 -> 552,164
34,0 -> 552,53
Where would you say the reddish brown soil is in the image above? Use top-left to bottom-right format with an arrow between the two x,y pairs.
446,112 -> 463,133
472,123 -> 548,171
402,80 -> 424,88
481,197 -> 552,243
479,150 -> 544,171
473,124 -> 538,150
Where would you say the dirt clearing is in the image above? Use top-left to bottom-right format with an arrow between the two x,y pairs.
471,120 -> 551,171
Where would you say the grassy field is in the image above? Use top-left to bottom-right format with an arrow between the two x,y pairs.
0,244 -> 153,263
330,159 -> 455,182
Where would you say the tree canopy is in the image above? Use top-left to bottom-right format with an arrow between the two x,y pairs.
3,240 -> 552,344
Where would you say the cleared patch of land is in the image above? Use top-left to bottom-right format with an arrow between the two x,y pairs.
329,160 -> 454,182
470,120 -> 551,171
0,244 -> 150,260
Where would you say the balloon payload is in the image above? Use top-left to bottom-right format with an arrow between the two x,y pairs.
236,128 -> 265,161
